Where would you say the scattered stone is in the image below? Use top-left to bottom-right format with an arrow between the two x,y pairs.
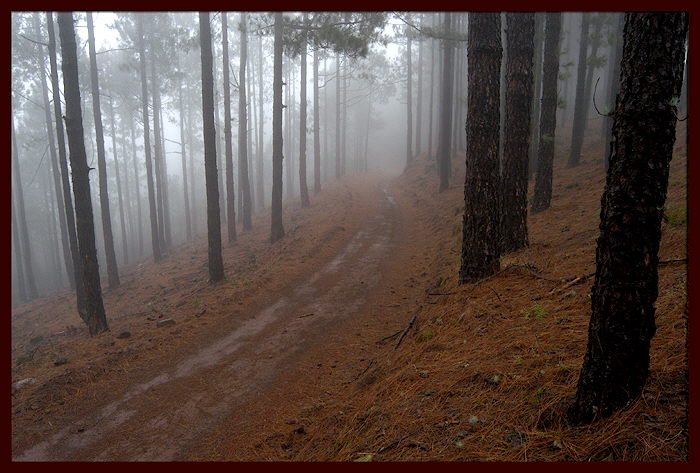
12,378 -> 36,394
423,390 -> 436,397
419,370 -> 430,378
293,425 -> 306,435
485,374 -> 501,385
505,429 -> 528,449
156,318 -> 176,328
552,439 -> 563,450
116,329 -> 131,339
468,415 -> 479,424
54,357 -> 68,366
285,419 -> 297,425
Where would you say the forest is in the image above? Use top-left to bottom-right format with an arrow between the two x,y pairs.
11,11 -> 688,462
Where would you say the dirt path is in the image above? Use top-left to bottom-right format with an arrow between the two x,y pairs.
15,182 -> 399,462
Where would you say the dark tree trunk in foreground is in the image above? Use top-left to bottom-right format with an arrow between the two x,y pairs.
222,12 -> 237,242
48,11 -> 84,307
313,49 -> 321,194
501,13 -> 535,253
87,12 -> 120,288
58,12 -> 108,335
567,13 -> 590,168
569,12 -> 688,425
137,15 -> 161,262
299,16 -> 310,208
459,12 -> 502,284
531,13 -> 562,214
238,12 -> 253,229
271,12 -> 285,243
199,12 -> 225,282
437,12 -> 454,192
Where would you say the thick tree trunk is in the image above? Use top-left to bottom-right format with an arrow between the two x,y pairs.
270,12 -> 285,243
501,13 -> 535,254
137,14 -> 161,262
199,12 -> 225,282
406,34 -> 413,165
531,13 -> 562,214
108,96 -> 129,265
238,12 -> 253,230
568,13 -> 590,168
313,49 -> 321,194
299,19 -> 310,208
437,12 -> 454,192
459,12 -> 502,284
222,12 -> 237,242
569,12 -> 688,424
57,12 -> 109,335
87,12 -> 120,288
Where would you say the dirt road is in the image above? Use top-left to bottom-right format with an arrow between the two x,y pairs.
15,183 -> 399,461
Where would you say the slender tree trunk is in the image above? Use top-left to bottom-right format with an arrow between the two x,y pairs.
416,18 -> 423,157
87,12 -> 119,288
177,55 -> 192,241
222,12 -> 237,242
158,104 -> 172,248
529,12 -> 545,178
34,12 -> 73,289
299,17 -> 310,208
187,89 -> 197,236
569,12 -> 688,424
531,13 -> 562,214
118,113 -> 134,259
313,49 -> 321,193
341,58 -> 347,175
579,15 -> 604,155
568,13 -> 590,168
238,12 -> 253,230
150,52 -> 167,251
459,12 -> 502,284
406,33 -> 413,165
335,53 -> 341,179
199,12 -> 225,282
136,14 -> 161,262
129,114 -> 144,258
108,96 -> 129,265
257,35 -> 265,209
437,12 -> 454,192
285,60 -> 292,198
270,12 -> 285,243
248,44 -> 256,215
427,17 -> 435,159
501,13 -> 535,254
57,12 -> 108,335
12,193 -> 28,302
45,164 -> 62,289
603,13 -> 625,171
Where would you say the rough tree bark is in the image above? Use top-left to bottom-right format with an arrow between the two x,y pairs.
87,12 -> 120,288
501,12 -> 535,253
270,12 -> 286,243
531,13 -> 562,214
222,12 -> 237,242
568,11 -> 688,425
459,12 -> 502,284
57,12 -> 109,335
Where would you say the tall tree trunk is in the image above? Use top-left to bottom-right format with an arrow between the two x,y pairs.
158,104 -> 172,248
87,12 -> 120,288
531,13 -> 562,214
34,12 -> 73,289
459,12 -> 502,284
406,33 -> 413,165
501,13 -> 535,254
247,44 -> 256,215
437,12 -> 454,192
150,51 -> 167,251
199,11 -> 225,282
335,53 -> 341,179
108,96 -> 129,265
47,12 -> 84,306
187,88 -> 198,236
427,15 -> 436,159
257,35 -> 265,209
568,13 -> 590,168
45,164 -> 63,289
569,12 -> 688,425
416,18 -> 423,157
118,113 -> 134,257
313,49 -> 321,193
528,12 -> 545,178
603,13 -> 625,171
270,12 -> 285,243
341,58 -> 347,175
12,192 -> 28,302
222,12 -> 237,242
136,14 -> 161,262
238,12 -> 253,230
579,15 -> 604,156
129,114 -> 144,258
299,16 -> 310,208
285,60 -> 293,198
57,12 -> 108,335
177,54 -> 192,241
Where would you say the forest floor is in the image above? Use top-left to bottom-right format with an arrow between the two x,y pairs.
11,124 -> 687,461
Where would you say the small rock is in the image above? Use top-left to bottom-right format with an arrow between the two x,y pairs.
423,390 -> 435,397
552,439 -> 563,450
11,378 -> 36,394
116,329 -> 131,339
419,370 -> 430,378
294,425 -> 306,435
54,357 -> 68,366
468,415 -> 479,424
285,419 -> 297,425
156,318 -> 176,328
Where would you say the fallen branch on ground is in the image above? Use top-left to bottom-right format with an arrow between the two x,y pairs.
395,314 -> 417,350
376,329 -> 403,344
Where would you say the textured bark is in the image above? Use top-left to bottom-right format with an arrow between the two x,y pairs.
299,18 -> 311,208
313,49 -> 321,194
34,12 -> 73,290
270,12 -> 286,243
136,15 -> 161,262
406,33 -> 413,165
238,12 -> 253,230
87,12 -> 120,288
108,96 -> 129,265
569,12 -> 688,424
459,12 -> 502,284
222,12 -> 237,242
199,12 -> 225,282
57,12 -> 108,335
568,13 -> 590,168
501,13 -> 535,254
531,13 -> 562,214
437,12 -> 454,192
